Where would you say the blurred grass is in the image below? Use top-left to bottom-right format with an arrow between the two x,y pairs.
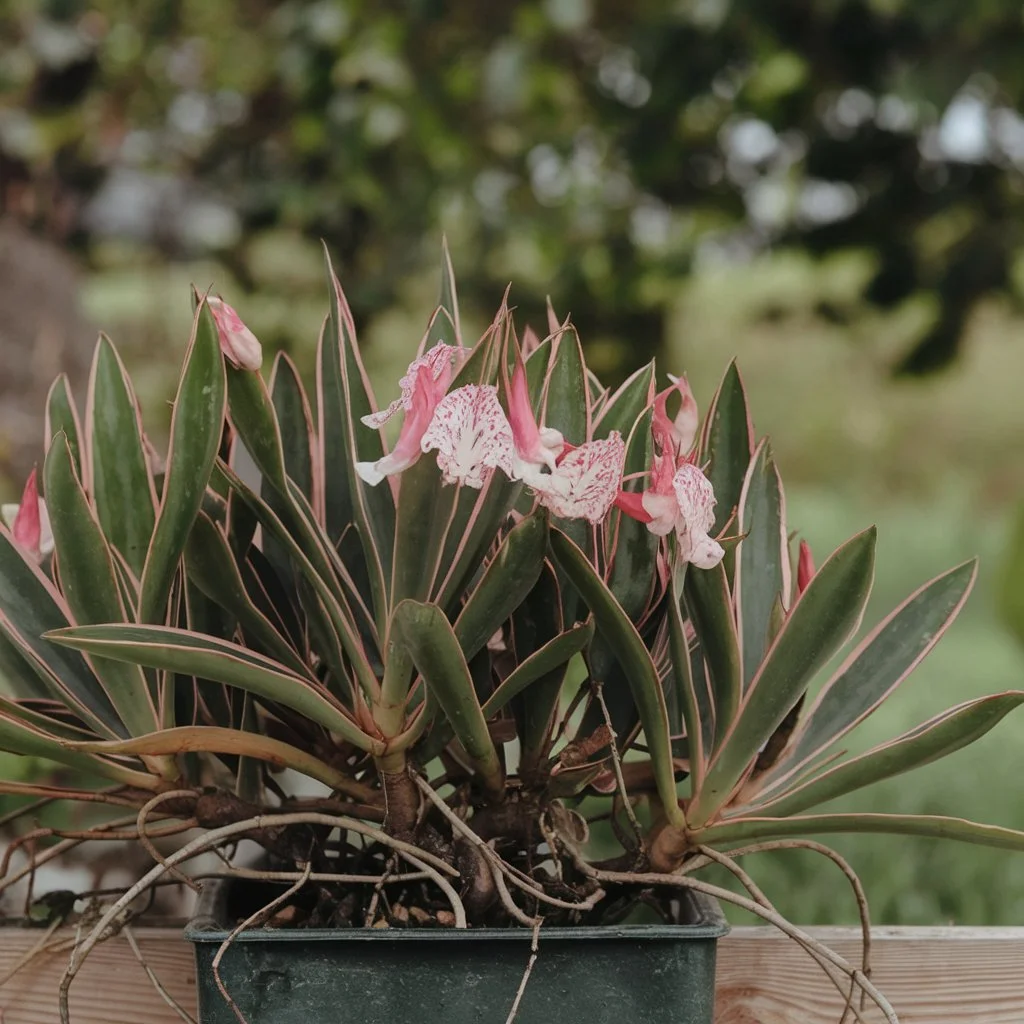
6,241 -> 1024,923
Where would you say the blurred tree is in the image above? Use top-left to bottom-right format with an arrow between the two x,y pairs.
3,0 -> 1024,380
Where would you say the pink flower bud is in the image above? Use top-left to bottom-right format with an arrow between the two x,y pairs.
2,469 -> 53,560
797,540 -> 815,594
208,297 -> 263,371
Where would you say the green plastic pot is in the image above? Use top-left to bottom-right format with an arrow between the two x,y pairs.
186,878 -> 728,1023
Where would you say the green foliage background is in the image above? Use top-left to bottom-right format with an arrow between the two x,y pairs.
2,0 -> 1024,924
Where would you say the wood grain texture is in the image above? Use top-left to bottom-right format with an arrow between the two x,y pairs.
0,926 -> 1022,1023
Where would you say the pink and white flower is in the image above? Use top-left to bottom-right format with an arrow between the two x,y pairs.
615,376 -> 724,570
532,433 -> 626,524
358,348 -> 626,523
421,384 -> 514,488
2,469 -> 53,561
208,297 -> 263,371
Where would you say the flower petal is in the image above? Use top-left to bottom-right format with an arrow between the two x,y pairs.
421,384 -> 514,488
362,341 -> 456,428
672,463 -> 717,537
534,432 -> 625,524
356,364 -> 440,485
671,463 -> 722,568
508,357 -> 562,472
209,297 -> 263,371
664,373 -> 699,454
640,490 -> 679,536
681,530 -> 726,570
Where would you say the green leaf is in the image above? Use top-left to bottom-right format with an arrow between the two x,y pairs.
605,407 -> 658,620
0,710 -> 149,785
700,360 -> 754,538
684,561 -> 741,750
390,453 -> 457,610
668,569 -> 709,789
45,374 -> 84,480
699,811 -> 1024,852
689,528 -> 876,828
320,249 -> 394,627
425,237 -> 462,347
393,600 -> 503,797
751,691 -> 1024,817
184,512 -> 312,678
140,299 -> 227,624
482,621 -> 594,719
269,353 -> 316,505
735,440 -> 788,689
543,326 -> 589,445
214,460 -> 379,700
550,528 -> 683,828
453,513 -> 548,662
46,624 -> 376,752
769,559 -> 977,790
86,335 -> 157,575
0,531 -> 121,736
44,434 -> 158,738
593,362 -> 655,441
510,561 -> 567,773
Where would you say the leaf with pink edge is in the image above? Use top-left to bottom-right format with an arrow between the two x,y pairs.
759,558 -> 977,797
735,439 -> 790,690
689,527 -> 876,828
750,691 -> 1024,818
139,297 -> 226,625
86,335 -> 157,576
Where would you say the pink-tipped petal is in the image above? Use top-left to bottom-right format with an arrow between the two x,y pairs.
421,384 -> 515,488
209,297 -> 263,371
614,490 -> 653,523
665,373 -> 699,454
356,364 -> 439,485
361,341 -> 456,429
534,433 -> 626,524
797,539 -> 815,594
508,357 -> 562,473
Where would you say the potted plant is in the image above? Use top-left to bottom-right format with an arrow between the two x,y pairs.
0,245 -> 1022,1024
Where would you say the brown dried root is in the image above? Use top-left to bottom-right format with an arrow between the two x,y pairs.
567,850 -> 899,1024
413,776 -> 605,917
503,919 -> 542,1024
137,790 -> 203,893
694,846 -> 867,1024
592,682 -> 644,855
699,838 -> 873,1021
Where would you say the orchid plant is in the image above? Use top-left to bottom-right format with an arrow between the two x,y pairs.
1,243 -> 1024,1017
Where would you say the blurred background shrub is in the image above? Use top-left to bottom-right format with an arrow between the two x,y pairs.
2,0 -> 1024,924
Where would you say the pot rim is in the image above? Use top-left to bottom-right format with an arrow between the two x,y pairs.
186,876 -> 729,944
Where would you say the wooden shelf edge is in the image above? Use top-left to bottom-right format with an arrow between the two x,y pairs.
0,925 -> 1021,1023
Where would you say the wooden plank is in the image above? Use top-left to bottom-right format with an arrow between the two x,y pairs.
715,927 -> 1024,1023
0,926 -> 1022,1023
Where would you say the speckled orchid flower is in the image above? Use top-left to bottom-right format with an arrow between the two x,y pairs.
358,351 -> 625,522
616,377 -> 724,569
